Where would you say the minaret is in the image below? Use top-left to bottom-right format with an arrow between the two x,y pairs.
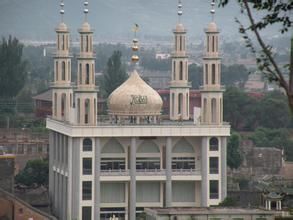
200,0 -> 223,125
52,0 -> 73,122
75,1 -> 98,125
169,0 -> 190,121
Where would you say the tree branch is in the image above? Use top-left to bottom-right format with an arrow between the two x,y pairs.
243,0 -> 289,94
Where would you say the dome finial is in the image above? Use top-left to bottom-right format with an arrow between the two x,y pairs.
131,24 -> 140,66
210,0 -> 216,21
59,0 -> 65,22
177,0 -> 183,23
83,0 -> 89,22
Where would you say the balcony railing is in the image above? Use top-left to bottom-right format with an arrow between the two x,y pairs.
100,169 -> 130,176
172,168 -> 201,175
136,169 -> 166,175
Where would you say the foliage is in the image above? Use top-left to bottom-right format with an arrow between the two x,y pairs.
101,51 -> 128,97
219,197 -> 238,207
249,127 -> 293,161
224,87 -> 293,130
189,64 -> 203,89
0,36 -> 27,98
15,159 -> 49,187
218,0 -> 293,111
227,132 -> 243,170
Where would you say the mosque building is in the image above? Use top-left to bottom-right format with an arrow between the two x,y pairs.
47,0 -> 230,219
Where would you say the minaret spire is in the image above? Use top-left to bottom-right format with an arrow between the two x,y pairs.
83,1 -> 89,22
131,24 -> 140,69
60,0 -> 65,22
210,0 -> 216,21
177,0 -> 183,23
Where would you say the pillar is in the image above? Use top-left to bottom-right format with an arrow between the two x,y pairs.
221,137 -> 227,200
130,137 -> 136,220
166,137 -> 172,207
95,138 -> 101,220
201,137 -> 208,207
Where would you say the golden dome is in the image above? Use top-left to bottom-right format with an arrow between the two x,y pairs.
108,70 -> 163,116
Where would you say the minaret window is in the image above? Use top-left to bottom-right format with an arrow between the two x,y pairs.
212,64 -> 216,84
62,35 -> 65,50
79,64 -> 82,84
55,61 -> 58,81
70,93 -> 72,107
205,64 -> 209,85
85,99 -> 90,124
209,137 -> 219,151
81,36 -> 84,52
86,64 -> 90,84
54,93 -> 57,116
207,36 -> 209,52
173,61 -> 176,80
203,98 -> 207,122
186,93 -> 188,116
77,98 -> 81,123
68,61 -> 71,81
86,36 -> 89,52
179,61 -> 183,80
61,93 -> 66,117
178,93 -> 183,115
172,93 -> 175,116
62,61 -> 66,81
211,98 -> 217,123
94,98 -> 96,123
212,36 -> 215,52
83,138 -> 92,151
179,36 -> 182,51
92,64 -> 94,84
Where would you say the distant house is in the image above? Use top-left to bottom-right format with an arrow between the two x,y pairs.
32,90 -> 52,118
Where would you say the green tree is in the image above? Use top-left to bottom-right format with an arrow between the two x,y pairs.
219,0 -> 293,112
0,36 -> 27,98
221,64 -> 249,88
219,197 -> 238,207
189,64 -> 203,89
101,50 -> 128,97
15,159 -> 48,187
227,132 -> 243,170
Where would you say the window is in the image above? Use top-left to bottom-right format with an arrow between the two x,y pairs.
209,157 -> 219,174
62,61 -> 66,81
173,61 -> 176,80
86,64 -> 90,84
179,61 -> 183,80
85,99 -> 90,124
83,138 -> 92,151
82,181 -> 92,200
101,158 -> 125,171
79,63 -> 82,84
82,206 -> 91,220
55,61 -> 58,80
61,94 -> 66,117
172,157 -> 195,170
209,137 -> 219,151
212,64 -> 216,84
178,93 -> 183,115
205,64 -> 209,84
54,93 -> 57,116
83,158 -> 92,175
77,99 -> 80,123
136,157 -> 160,170
210,180 -> 219,199
211,98 -> 217,123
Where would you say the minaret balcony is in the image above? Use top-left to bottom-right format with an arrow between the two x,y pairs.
53,52 -> 72,58
50,82 -> 74,88
75,85 -> 99,92
169,81 -> 192,88
171,51 -> 188,58
203,53 -> 220,59
77,52 -> 96,59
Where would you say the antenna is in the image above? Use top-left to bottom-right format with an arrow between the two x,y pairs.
210,0 -> 216,21
178,0 -> 183,23
60,0 -> 65,22
84,1 -> 89,22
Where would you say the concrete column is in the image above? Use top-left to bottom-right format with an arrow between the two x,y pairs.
67,137 -> 72,219
276,200 -> 279,210
268,200 -> 271,210
54,172 -> 58,213
201,137 -> 208,207
265,200 -> 268,210
94,138 -> 101,220
221,137 -> 227,201
62,175 -> 66,220
130,137 -> 136,220
49,132 -> 54,209
279,200 -> 282,210
166,137 -> 172,207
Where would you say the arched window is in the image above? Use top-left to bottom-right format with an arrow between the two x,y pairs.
179,36 -> 182,51
203,98 -> 207,122
55,61 -> 58,81
209,137 -> 219,151
62,61 -> 66,81
211,98 -> 217,123
61,93 -> 66,117
81,36 -> 84,52
85,99 -> 90,124
179,61 -> 183,80
212,64 -> 216,84
54,93 -> 57,116
86,35 -> 89,52
212,36 -> 215,52
173,61 -> 176,80
205,64 -> 209,85
79,63 -> 82,84
178,93 -> 183,115
62,35 -> 65,50
86,64 -> 90,84
83,138 -> 92,151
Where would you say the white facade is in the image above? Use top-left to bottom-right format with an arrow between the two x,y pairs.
47,2 -> 230,220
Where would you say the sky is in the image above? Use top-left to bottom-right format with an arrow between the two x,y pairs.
0,0 -> 284,42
